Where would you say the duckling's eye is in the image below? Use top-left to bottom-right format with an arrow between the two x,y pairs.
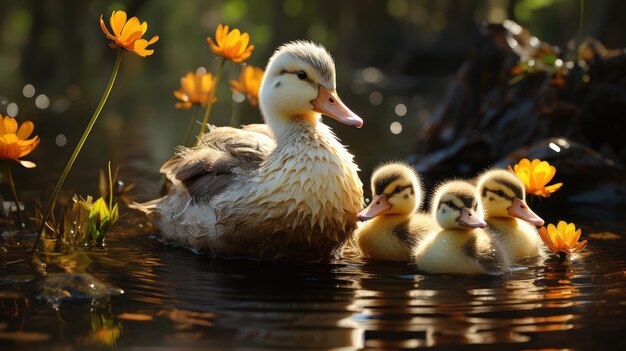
496,190 -> 505,197
296,70 -> 308,80
395,185 -> 402,193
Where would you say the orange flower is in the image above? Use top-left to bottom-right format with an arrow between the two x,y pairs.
230,65 -> 264,106
207,24 -> 254,63
511,158 -> 563,197
539,221 -> 587,254
0,115 -> 40,168
100,10 -> 159,57
174,72 -> 218,109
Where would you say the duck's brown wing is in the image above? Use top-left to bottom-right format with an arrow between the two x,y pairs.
161,124 -> 276,202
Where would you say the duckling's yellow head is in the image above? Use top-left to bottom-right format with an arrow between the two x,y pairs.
259,41 -> 362,135
357,163 -> 421,221
432,181 -> 486,230
477,169 -> 544,226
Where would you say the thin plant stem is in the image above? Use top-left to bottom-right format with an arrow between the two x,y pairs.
181,105 -> 199,146
4,161 -> 24,228
196,58 -> 226,145
107,161 -> 113,210
229,99 -> 242,127
31,49 -> 125,253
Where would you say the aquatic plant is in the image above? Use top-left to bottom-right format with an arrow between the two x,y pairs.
32,10 -> 157,252
174,71 -> 217,145
42,163 -> 120,248
539,221 -> 587,256
196,24 -> 255,143
510,158 -> 563,198
230,65 -> 264,107
0,115 -> 40,225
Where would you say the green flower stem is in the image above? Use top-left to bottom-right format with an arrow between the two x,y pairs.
195,58 -> 226,146
229,99 -> 241,127
181,105 -> 199,146
4,161 -> 23,228
31,49 -> 124,253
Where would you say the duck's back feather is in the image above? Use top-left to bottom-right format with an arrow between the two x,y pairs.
161,124 -> 276,202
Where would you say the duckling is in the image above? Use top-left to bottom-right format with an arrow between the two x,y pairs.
354,163 -> 434,261
476,169 -> 546,260
413,181 -> 510,275
136,41 -> 364,262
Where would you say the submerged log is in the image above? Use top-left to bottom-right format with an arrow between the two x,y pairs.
409,20 -> 626,204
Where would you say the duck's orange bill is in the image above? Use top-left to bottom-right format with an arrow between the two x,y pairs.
458,207 -> 487,228
312,87 -> 363,128
508,198 -> 544,226
357,194 -> 390,221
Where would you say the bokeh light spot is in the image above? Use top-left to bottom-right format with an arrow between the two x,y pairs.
7,103 -> 18,117
390,121 -> 403,134
23,84 -> 35,98
35,94 -> 50,109
395,103 -> 407,117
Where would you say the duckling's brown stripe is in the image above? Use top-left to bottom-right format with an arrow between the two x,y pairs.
374,173 -> 401,195
495,179 -> 523,199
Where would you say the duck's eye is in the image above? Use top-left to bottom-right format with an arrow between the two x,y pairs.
395,185 -> 402,193
296,70 -> 308,80
497,190 -> 505,197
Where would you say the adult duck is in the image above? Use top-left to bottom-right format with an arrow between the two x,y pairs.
145,41 -> 364,261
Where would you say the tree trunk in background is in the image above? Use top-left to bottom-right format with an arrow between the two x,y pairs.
408,21 -> 626,205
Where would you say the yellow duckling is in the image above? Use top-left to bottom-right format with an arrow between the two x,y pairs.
413,181 -> 510,275
354,163 -> 434,261
476,169 -> 546,260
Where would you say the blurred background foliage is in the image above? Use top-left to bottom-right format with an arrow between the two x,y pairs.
0,0 -> 624,200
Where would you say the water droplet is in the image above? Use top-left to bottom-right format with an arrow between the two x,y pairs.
369,91 -> 383,105
23,84 -> 36,98
35,94 -> 50,109
55,134 -> 67,147
390,121 -> 402,134
195,67 -> 207,75
394,103 -> 407,117
7,103 -> 18,117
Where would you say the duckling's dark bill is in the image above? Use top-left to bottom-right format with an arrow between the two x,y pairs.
312,87 -> 363,128
357,194 -> 391,221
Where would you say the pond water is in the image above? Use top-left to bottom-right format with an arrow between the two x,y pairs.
1,206 -> 625,350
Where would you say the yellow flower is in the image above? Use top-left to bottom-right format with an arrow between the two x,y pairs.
539,221 -> 587,254
174,72 -> 218,109
100,10 -> 159,57
511,158 -> 563,197
230,65 -> 264,106
0,115 -> 40,168
207,24 -> 254,63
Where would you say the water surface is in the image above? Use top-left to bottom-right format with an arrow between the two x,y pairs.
1,208 -> 625,350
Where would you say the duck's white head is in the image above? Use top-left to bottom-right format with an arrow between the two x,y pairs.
431,181 -> 486,230
477,169 -> 544,226
357,163 -> 422,221
259,40 -> 362,136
